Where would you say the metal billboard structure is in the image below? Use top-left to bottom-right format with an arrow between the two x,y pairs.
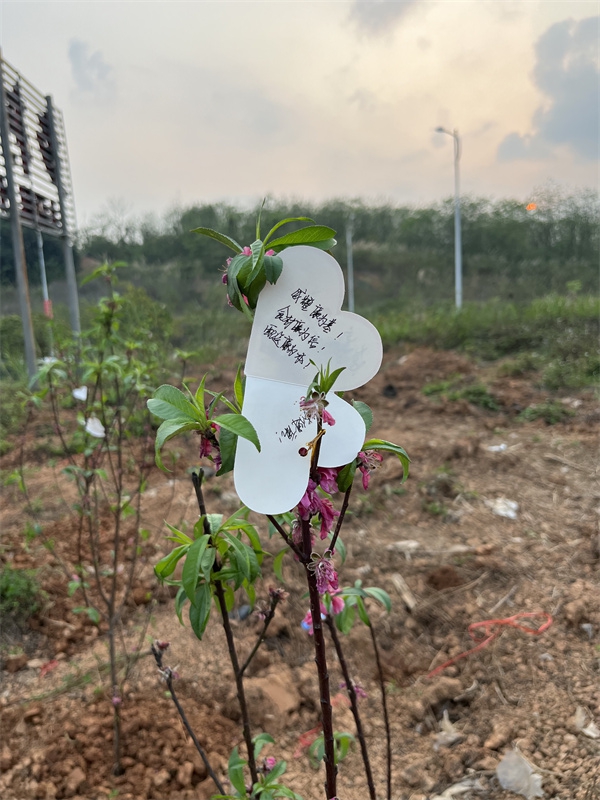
0,51 -> 80,378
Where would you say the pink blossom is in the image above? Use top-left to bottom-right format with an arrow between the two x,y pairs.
340,680 -> 367,700
317,467 -> 339,494
322,408 -> 336,426
298,480 -> 339,539
357,450 -> 383,490
301,603 -> 328,635
242,245 -> 252,256
266,249 -> 276,256
311,556 -> 339,595
330,593 -> 345,615
318,497 -> 339,539
262,756 -> 277,773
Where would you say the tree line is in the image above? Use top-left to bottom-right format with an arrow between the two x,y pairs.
2,186 -> 597,310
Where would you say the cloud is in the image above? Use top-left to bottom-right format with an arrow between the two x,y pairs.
348,0 -> 421,37
498,16 -> 599,162
68,39 -> 115,104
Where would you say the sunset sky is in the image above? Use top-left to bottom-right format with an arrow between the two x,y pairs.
1,0 -> 597,225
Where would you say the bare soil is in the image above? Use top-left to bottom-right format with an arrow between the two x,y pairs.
1,347 -> 599,800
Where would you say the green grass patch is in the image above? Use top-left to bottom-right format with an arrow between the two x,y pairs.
518,402 -> 575,425
373,293 -> 599,390
0,565 -> 42,624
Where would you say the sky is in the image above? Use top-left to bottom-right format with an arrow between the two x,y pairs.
1,0 -> 598,226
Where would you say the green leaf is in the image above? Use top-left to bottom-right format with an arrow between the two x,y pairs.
253,733 -> 275,759
191,227 -> 243,253
214,413 -> 260,452
222,531 -> 252,582
175,586 -> 188,624
336,603 -> 356,634
233,365 -> 245,410
154,545 -> 188,579
266,225 -> 336,249
364,586 -> 392,613
273,547 -> 288,583
305,237 -> 337,252
264,216 -> 314,244
336,460 -> 357,493
206,514 -> 224,534
256,198 -> 267,240
194,375 -> 207,414
154,419 -> 199,471
182,535 -> 211,604
205,389 -> 238,414
165,522 -> 194,545
263,254 -> 283,284
148,384 -> 203,422
216,425 -> 238,476
227,747 -> 248,797
334,536 -> 347,564
356,596 -> 371,627
189,582 -> 212,639
352,400 -> 373,433
363,438 -> 410,482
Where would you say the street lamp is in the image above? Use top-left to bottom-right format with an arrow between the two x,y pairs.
435,126 -> 462,309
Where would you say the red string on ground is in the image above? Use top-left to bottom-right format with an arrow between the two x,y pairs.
426,611 -> 553,679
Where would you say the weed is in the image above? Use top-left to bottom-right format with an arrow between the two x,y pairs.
422,500 -> 446,517
519,402 -> 575,425
0,565 -> 42,623
448,384 -> 500,410
498,352 -> 542,377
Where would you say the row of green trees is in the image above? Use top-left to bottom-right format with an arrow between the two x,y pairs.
2,186 -> 597,312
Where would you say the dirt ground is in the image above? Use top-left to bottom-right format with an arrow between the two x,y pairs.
1,347 -> 599,800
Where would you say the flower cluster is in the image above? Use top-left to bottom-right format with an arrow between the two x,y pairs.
198,422 -> 221,471
298,479 -> 339,539
310,555 -> 339,595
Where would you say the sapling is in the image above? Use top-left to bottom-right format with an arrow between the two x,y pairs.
22,263 -> 167,774
149,212 -> 409,799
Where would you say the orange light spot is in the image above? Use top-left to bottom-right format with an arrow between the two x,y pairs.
526,203 -> 537,211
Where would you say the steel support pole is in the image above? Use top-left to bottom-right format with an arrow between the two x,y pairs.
453,131 -> 463,310
0,56 -> 37,379
46,95 -> 80,334
346,213 -> 355,312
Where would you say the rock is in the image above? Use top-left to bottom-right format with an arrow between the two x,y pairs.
420,677 -> 463,710
564,598 -> 589,626
196,778 -> 220,799
131,586 -> 152,606
24,704 -> 43,721
0,746 -> 13,771
5,653 -> 28,673
177,761 -> 195,788
64,766 -> 86,797
475,755 -> 500,770
152,768 -> 171,788
26,658 -> 45,670
485,720 -> 513,750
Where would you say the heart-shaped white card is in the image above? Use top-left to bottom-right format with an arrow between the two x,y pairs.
234,246 -> 383,514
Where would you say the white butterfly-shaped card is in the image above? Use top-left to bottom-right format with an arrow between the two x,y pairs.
234,245 -> 383,515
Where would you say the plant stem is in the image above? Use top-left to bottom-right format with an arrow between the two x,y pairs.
108,625 -> 123,775
151,644 -> 225,794
240,593 -> 281,677
369,623 -> 391,800
325,616 -> 376,800
266,514 -> 304,560
302,517 -> 337,800
191,471 -> 259,789
327,485 -> 353,556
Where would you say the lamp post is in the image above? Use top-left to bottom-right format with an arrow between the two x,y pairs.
435,126 -> 462,309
